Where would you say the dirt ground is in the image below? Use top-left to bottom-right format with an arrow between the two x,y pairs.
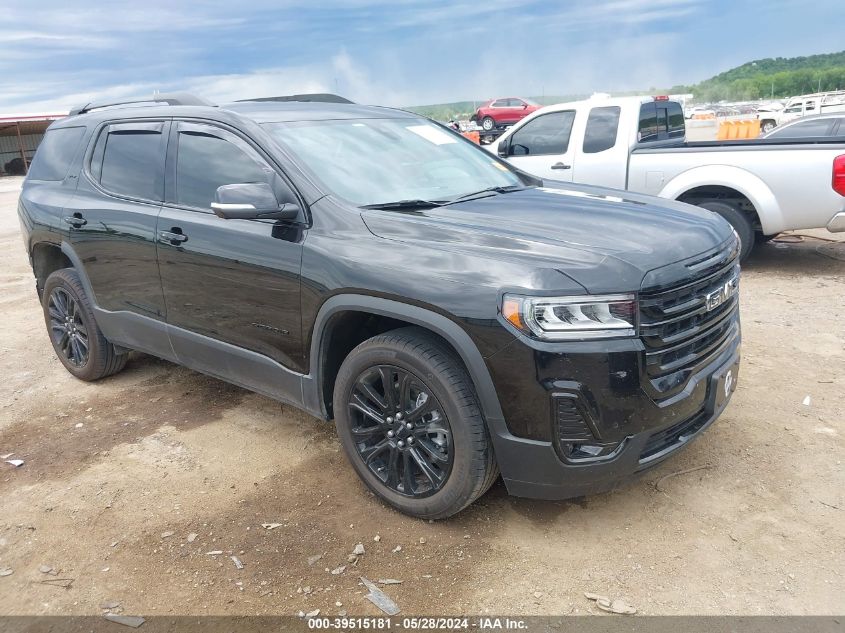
0,175 -> 843,617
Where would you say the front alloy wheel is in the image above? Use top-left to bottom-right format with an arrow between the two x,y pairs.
348,365 -> 453,497
333,327 -> 498,519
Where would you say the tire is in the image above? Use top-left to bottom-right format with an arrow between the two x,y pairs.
481,116 -> 495,131
760,120 -> 775,134
333,327 -> 498,519
42,268 -> 127,381
695,200 -> 755,262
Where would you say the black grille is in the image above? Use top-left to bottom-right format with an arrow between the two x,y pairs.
554,397 -> 594,442
640,409 -> 709,462
639,243 -> 740,399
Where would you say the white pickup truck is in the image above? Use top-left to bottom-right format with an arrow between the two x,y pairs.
758,91 -> 845,133
487,96 -> 845,260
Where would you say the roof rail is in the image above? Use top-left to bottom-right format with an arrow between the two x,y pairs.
69,92 -> 216,116
235,93 -> 354,104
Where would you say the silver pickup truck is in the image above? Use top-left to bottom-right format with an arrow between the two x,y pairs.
487,96 -> 845,260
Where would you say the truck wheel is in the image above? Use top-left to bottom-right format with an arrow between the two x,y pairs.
481,116 -> 495,131
333,327 -> 498,519
696,200 -> 755,262
760,120 -> 775,134
756,232 -> 778,244
42,268 -> 127,381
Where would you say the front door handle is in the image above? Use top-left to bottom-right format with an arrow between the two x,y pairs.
159,229 -> 188,245
63,215 -> 87,227
551,162 -> 572,170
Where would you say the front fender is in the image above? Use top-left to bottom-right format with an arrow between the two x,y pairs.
659,164 -> 784,235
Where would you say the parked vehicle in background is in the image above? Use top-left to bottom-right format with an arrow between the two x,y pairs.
473,97 -> 541,132
685,106 -> 715,119
488,95 -> 845,260
761,112 -> 845,139
19,93 -> 741,519
758,91 -> 845,133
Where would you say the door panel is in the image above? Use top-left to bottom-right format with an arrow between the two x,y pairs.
159,121 -> 305,376
505,110 -> 577,181
63,121 -> 167,319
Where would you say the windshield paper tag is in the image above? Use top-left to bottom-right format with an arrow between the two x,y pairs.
406,125 -> 457,145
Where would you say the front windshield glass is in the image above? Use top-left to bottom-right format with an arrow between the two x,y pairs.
263,118 -> 523,206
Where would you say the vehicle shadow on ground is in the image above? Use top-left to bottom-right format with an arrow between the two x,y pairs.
742,237 -> 845,275
0,351 -> 249,491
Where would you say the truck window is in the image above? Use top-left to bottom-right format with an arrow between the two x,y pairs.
638,103 -> 658,143
583,106 -> 621,153
27,127 -> 86,181
509,111 -> 576,156
666,101 -> 685,139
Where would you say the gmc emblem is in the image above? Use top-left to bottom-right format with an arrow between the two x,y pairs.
705,276 -> 739,312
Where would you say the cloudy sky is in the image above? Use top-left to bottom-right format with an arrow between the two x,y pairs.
1,0 -> 841,113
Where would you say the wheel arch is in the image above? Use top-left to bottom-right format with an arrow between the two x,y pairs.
30,241 -> 72,297
659,165 -> 784,235
305,295 -> 507,432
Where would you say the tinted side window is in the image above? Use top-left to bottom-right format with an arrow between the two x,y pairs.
638,103 -> 658,142
176,132 -> 269,210
509,111 -> 576,156
583,106 -> 621,153
27,127 -> 86,181
770,119 -> 833,138
99,129 -> 163,200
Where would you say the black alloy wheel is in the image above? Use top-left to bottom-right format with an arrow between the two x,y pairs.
48,287 -> 89,367
41,268 -> 127,381
348,364 -> 453,498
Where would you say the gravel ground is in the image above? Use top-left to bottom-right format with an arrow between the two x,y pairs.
0,175 -> 843,616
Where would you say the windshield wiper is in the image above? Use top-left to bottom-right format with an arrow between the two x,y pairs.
360,199 -> 447,210
446,185 -> 528,204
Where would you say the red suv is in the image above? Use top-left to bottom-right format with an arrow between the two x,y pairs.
474,97 -> 541,131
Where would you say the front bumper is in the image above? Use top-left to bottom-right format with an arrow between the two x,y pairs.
488,337 -> 740,500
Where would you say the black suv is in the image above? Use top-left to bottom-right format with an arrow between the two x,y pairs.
18,93 -> 741,518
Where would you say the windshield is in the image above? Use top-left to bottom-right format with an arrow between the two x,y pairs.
263,118 -> 523,206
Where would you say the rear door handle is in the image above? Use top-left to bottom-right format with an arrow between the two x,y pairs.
551,162 -> 572,170
63,215 -> 87,227
159,229 -> 188,245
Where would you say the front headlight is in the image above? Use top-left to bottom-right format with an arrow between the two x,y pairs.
501,293 -> 637,341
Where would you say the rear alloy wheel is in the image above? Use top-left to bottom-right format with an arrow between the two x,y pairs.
334,327 -> 498,519
481,116 -> 495,131
42,268 -> 127,381
48,287 -> 89,368
760,120 -> 775,134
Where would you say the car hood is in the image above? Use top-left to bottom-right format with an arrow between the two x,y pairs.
360,183 -> 734,294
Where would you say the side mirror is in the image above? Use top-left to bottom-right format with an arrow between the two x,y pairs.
497,138 -> 510,158
211,183 -> 299,220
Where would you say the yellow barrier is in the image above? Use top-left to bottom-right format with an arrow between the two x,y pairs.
716,119 -> 762,140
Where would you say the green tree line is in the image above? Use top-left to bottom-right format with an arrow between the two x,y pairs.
674,51 -> 845,101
